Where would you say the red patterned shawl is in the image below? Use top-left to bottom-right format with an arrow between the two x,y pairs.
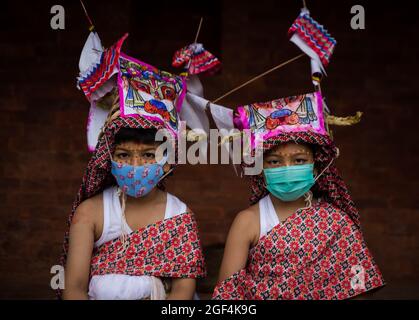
90,211 -> 206,279
212,202 -> 385,300
57,116 -> 179,298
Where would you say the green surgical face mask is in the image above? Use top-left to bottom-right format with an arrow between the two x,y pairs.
263,164 -> 315,202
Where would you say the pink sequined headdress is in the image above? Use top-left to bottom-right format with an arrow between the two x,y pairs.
231,90 -> 359,226
208,6 -> 361,226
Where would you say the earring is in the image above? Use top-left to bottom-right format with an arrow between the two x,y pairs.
303,191 -> 313,209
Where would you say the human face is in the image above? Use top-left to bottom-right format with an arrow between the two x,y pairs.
263,142 -> 314,169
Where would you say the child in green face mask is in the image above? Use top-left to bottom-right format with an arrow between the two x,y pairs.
211,91 -> 384,300
213,138 -> 384,300
214,142 -> 321,288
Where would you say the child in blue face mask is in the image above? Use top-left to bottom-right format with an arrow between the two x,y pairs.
59,29 -> 214,300
62,127 -> 206,300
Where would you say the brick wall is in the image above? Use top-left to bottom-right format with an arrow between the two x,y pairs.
0,0 -> 418,298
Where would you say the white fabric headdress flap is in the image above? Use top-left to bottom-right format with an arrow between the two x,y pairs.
290,33 -> 326,77
78,31 -> 103,74
88,77 -> 118,102
210,103 -> 234,132
186,75 -> 204,96
180,93 -> 210,134
77,33 -> 127,102
86,101 -> 111,152
179,76 -> 208,134
209,102 -> 240,176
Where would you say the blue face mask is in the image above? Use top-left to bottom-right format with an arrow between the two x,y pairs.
111,155 -> 169,198
263,164 -> 315,202
104,133 -> 172,198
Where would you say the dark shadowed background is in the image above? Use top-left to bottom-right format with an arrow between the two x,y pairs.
1,0 -> 418,299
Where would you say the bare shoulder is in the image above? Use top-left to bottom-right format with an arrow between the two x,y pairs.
235,203 -> 259,226
230,203 -> 260,245
71,193 -> 103,226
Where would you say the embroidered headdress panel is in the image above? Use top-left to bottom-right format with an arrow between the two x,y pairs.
234,91 -> 327,145
118,53 -> 187,139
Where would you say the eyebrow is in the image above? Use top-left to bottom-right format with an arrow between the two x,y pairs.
265,152 -> 310,157
264,152 -> 279,156
291,152 -> 311,156
264,153 -> 283,158
114,147 -> 156,152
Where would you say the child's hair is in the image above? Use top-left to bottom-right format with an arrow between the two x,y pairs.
114,128 -> 160,146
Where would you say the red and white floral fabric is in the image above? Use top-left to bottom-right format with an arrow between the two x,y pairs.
212,202 -> 385,300
90,211 -> 206,279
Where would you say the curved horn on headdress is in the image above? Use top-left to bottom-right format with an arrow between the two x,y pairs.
326,111 -> 363,126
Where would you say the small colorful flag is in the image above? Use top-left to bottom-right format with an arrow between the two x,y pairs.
172,43 -> 221,75
288,8 -> 336,79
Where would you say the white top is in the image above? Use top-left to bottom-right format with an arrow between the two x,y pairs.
88,186 -> 187,300
259,195 -> 280,239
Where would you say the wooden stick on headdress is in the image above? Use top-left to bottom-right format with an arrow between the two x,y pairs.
212,53 -> 305,103
194,17 -> 204,44
79,0 -> 95,31
183,17 -> 204,76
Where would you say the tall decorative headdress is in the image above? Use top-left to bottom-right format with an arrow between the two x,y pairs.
207,2 -> 362,142
77,30 -> 187,152
202,2 -> 363,225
